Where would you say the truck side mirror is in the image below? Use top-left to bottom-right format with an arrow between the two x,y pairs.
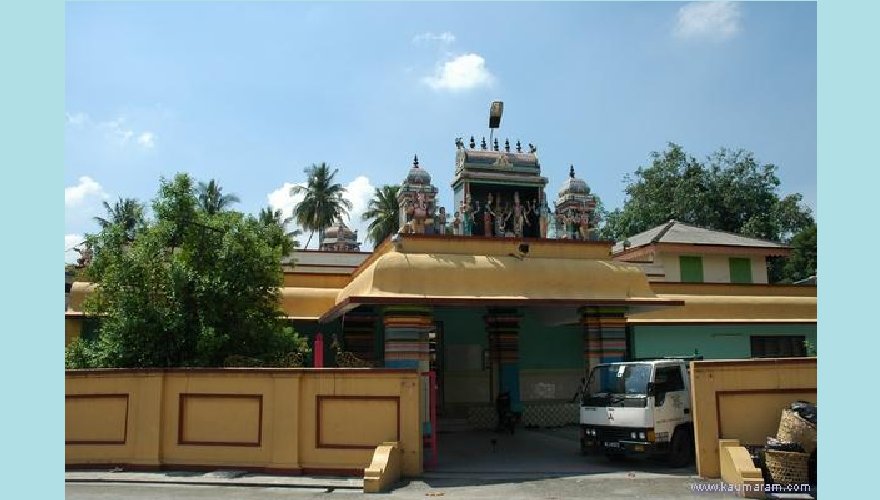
645,382 -> 656,397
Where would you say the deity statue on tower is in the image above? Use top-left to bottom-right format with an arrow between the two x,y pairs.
483,199 -> 494,237
538,199 -> 550,239
513,192 -> 527,238
413,192 -> 427,234
577,205 -> 591,240
436,206 -> 447,235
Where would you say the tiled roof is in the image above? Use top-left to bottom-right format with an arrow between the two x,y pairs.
612,220 -> 788,254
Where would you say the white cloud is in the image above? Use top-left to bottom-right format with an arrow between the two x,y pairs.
68,109 -> 166,151
345,176 -> 375,246
267,182 -> 307,223
65,233 -> 85,264
66,112 -> 89,126
422,53 -> 495,91
674,1 -> 742,41
71,114 -> 157,150
412,31 -> 456,45
267,181 -> 310,248
65,176 -> 110,235
137,132 -> 156,149
65,176 -> 108,208
346,176 -> 374,221
99,117 -> 136,144
266,176 -> 376,250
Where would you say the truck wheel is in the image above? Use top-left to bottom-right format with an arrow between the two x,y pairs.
669,428 -> 694,468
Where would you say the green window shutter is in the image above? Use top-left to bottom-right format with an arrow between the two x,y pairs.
679,256 -> 704,283
729,257 -> 752,284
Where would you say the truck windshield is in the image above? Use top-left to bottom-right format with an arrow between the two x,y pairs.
584,364 -> 651,405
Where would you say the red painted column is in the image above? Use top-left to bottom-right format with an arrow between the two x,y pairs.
313,332 -> 324,368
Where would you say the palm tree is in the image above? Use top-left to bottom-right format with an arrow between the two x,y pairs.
197,179 -> 240,215
93,197 -> 145,242
291,163 -> 353,249
258,206 -> 302,255
361,185 -> 401,245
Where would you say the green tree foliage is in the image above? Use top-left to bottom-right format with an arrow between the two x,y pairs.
93,197 -> 146,242
66,173 -> 308,368
781,223 -> 817,283
291,163 -> 353,248
196,179 -> 240,215
362,185 -> 401,245
258,206 -> 302,257
599,143 -> 815,282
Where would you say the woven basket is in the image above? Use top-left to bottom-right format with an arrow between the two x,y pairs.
764,450 -> 810,485
777,409 -> 817,454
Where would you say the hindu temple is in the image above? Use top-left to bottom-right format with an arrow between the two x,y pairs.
66,102 -> 816,436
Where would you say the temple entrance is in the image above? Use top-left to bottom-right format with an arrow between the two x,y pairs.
431,306 -> 588,433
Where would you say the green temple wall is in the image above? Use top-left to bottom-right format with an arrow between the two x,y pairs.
435,308 -> 585,407
630,323 -> 817,360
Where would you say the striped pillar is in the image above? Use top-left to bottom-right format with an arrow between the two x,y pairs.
382,305 -> 433,438
485,307 -> 522,413
580,306 -> 628,368
383,306 -> 432,372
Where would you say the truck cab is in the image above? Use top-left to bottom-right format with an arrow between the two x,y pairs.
579,359 -> 694,467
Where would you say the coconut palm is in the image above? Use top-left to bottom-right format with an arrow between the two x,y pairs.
361,185 -> 401,245
93,197 -> 145,242
197,179 -> 240,215
291,163 -> 353,249
258,206 -> 302,256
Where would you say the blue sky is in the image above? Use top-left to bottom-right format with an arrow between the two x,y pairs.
64,1 -> 816,259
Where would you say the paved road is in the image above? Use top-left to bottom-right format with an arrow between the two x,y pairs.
67,426 -> 714,499
67,474 -> 711,499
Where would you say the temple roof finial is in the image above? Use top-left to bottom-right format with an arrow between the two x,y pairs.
469,136 -> 476,149
569,165 -> 575,178
413,154 -> 419,167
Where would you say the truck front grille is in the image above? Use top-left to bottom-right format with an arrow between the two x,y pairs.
595,427 -> 640,442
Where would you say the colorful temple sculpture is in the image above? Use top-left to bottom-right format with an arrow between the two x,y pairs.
398,155 -> 442,235
404,136 -> 597,241
554,165 -> 598,240
450,135 -> 547,238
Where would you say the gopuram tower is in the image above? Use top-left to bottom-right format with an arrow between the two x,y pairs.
450,132 -> 549,238
554,165 -> 598,240
398,155 -> 441,235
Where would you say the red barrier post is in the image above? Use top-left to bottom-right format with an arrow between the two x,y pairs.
313,332 -> 324,367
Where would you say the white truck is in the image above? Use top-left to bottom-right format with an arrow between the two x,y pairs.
578,358 -> 696,467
